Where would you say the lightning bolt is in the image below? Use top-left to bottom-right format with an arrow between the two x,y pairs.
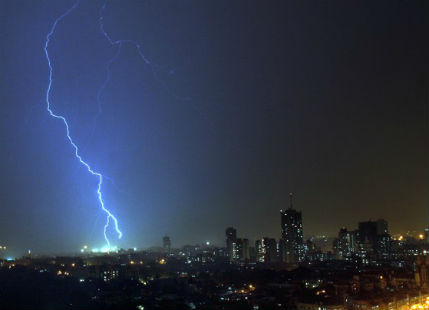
44,0 -> 122,250
99,0 -> 151,67
98,0 -> 189,102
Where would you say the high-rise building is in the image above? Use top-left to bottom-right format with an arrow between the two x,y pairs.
358,221 -> 378,245
376,219 -> 388,235
305,238 -> 326,262
375,233 -> 391,260
280,193 -> 304,263
226,227 -> 237,261
163,235 -> 171,254
225,228 -> 250,262
333,227 -> 357,260
263,238 -> 277,263
358,219 -> 390,260
255,239 -> 263,263
236,238 -> 250,262
249,246 -> 256,262
278,238 -> 286,262
255,238 -> 277,263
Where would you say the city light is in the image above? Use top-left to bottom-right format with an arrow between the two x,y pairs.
91,245 -> 118,253
410,297 -> 429,309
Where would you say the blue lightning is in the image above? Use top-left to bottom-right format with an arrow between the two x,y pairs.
82,0 -> 154,152
85,35 -> 122,150
44,0 -> 122,249
98,0 -> 188,102
99,0 -> 151,65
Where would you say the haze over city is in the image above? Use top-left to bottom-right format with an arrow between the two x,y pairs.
0,0 -> 427,257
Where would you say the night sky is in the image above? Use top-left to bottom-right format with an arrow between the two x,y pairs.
0,0 -> 427,255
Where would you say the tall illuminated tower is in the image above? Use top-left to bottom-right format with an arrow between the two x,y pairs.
280,193 -> 304,263
226,227 -> 237,261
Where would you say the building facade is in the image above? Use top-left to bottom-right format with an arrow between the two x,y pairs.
163,235 -> 171,254
280,193 -> 304,263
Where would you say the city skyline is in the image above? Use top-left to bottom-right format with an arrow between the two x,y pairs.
1,188 -> 426,257
1,199 -> 426,258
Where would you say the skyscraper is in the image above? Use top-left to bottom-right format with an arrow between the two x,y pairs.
280,193 -> 304,263
236,238 -> 250,262
226,227 -> 237,262
376,219 -> 388,235
333,227 -> 357,260
163,235 -> 171,254
358,219 -> 390,260
255,238 -> 277,263
358,220 -> 378,245
255,239 -> 263,263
